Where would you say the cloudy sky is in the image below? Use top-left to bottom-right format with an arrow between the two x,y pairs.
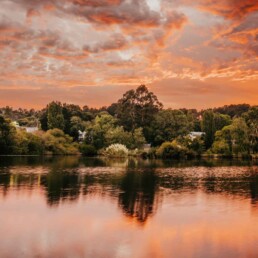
0,0 -> 257,109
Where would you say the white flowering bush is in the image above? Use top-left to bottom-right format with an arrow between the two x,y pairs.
104,143 -> 129,157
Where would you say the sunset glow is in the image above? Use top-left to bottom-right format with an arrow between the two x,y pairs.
0,0 -> 257,108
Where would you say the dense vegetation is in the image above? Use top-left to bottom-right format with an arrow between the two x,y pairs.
0,85 -> 257,158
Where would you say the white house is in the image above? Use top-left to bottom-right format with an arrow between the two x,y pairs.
24,127 -> 39,133
189,131 -> 205,140
11,121 -> 39,133
78,130 -> 86,141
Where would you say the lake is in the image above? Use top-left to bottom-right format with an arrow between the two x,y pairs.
0,156 -> 258,258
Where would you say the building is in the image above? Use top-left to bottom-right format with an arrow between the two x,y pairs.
24,127 -> 39,133
189,131 -> 205,140
78,130 -> 86,141
11,121 -> 39,133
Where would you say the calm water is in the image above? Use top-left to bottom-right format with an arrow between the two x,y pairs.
0,157 -> 258,258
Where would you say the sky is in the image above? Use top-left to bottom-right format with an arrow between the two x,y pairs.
0,0 -> 257,109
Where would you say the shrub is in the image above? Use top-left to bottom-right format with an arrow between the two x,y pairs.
156,142 -> 189,159
13,130 -> 44,155
42,129 -> 79,155
79,144 -> 97,156
212,139 -> 231,155
104,143 -> 129,157
174,136 -> 205,156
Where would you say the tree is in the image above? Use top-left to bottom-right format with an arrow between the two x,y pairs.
213,104 -> 250,118
0,116 -> 16,154
105,126 -> 131,147
85,114 -> 117,149
230,118 -> 249,155
214,113 -> 232,131
62,103 -> 83,134
116,85 -> 163,134
47,101 -> 65,130
212,128 -> 232,155
150,109 -> 189,146
180,108 -> 201,131
175,135 -> 205,156
13,130 -> 44,155
212,118 -> 249,155
70,116 -> 85,141
243,106 -> 258,154
201,110 -> 216,149
39,109 -> 48,131
131,128 -> 146,149
42,129 -> 78,155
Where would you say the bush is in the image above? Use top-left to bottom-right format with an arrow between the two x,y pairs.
13,130 -> 44,155
79,144 -> 97,156
156,142 -> 189,159
104,143 -> 129,157
42,129 -> 79,155
211,139 -> 231,156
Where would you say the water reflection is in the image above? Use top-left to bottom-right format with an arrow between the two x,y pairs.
0,156 -> 258,221
118,169 -> 158,222
1,156 -> 258,258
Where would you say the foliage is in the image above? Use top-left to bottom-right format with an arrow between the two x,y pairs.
175,135 -> 205,156
212,129 -> 231,156
212,118 -> 249,156
131,128 -> 146,149
156,141 -> 190,159
214,113 -> 232,131
243,106 -> 258,154
184,109 -> 201,131
105,126 -> 131,147
42,129 -> 79,155
39,109 -> 48,131
230,118 -> 249,155
79,144 -> 97,156
150,109 -> 189,146
104,144 -> 129,157
70,116 -> 86,141
115,85 -> 163,135
85,113 -> 117,149
47,101 -> 65,130
85,113 -> 146,150
13,130 -> 44,155
201,110 -> 216,149
189,137 -> 205,155
0,106 -> 40,125
0,87 -> 257,158
213,104 -> 250,118
0,116 -> 16,154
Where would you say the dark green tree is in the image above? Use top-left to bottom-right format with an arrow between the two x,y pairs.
201,110 -> 216,149
116,85 -> 163,136
150,109 -> 189,146
214,113 -> 231,131
213,104 -> 250,118
47,101 -> 65,130
39,109 -> 48,131
0,116 -> 16,154
243,106 -> 258,154
212,118 -> 249,155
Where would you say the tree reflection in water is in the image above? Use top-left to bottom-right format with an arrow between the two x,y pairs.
41,171 -> 81,205
0,156 -> 258,223
118,169 -> 158,223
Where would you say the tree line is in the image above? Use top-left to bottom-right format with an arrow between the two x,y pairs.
0,85 -> 257,158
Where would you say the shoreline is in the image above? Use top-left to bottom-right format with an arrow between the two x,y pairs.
0,154 -> 257,160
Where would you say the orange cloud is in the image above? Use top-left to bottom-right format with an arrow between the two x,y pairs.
0,0 -> 257,109
198,0 -> 258,20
